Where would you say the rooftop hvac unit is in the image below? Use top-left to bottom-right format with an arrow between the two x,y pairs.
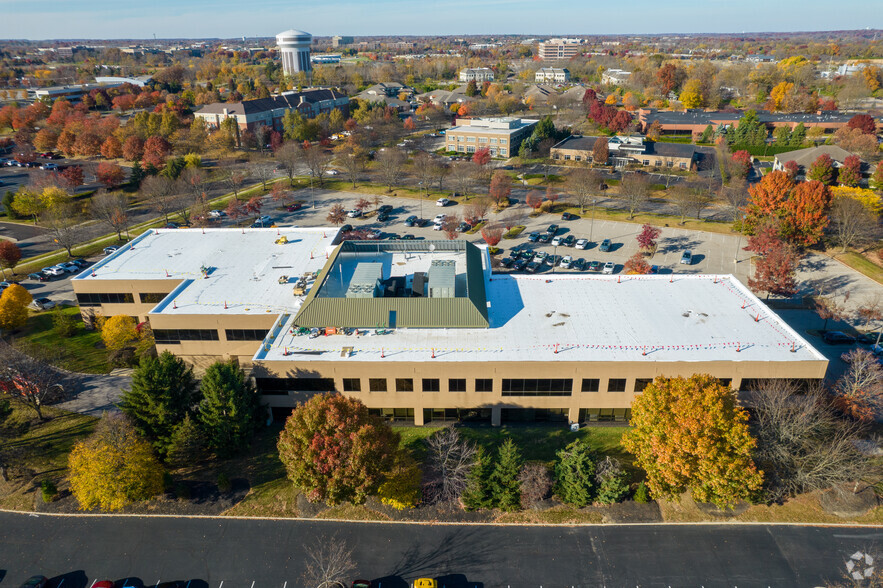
345,262 -> 383,299
428,259 -> 455,298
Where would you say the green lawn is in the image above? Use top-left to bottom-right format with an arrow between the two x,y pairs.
16,306 -> 111,374
833,251 -> 883,285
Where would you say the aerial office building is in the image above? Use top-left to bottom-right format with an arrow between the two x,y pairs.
72,229 -> 828,426
276,29 -> 312,76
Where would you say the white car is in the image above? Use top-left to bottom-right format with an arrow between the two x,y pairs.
209,209 -> 226,218
602,261 -> 616,274
103,246 -> 119,255
347,210 -> 362,218
551,236 -> 563,247
560,256 -> 573,269
28,297 -> 56,311
433,221 -> 444,231
42,266 -> 65,277
40,162 -> 58,170
326,169 -> 339,176
575,239 -> 589,250
434,214 -> 447,223
59,262 -> 80,273
436,198 -> 450,207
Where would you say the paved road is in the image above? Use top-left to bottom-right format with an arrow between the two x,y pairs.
0,512 -> 879,587
57,369 -> 131,416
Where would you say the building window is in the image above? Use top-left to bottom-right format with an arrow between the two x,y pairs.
655,160 -> 661,166
500,149 -> 507,156
422,378 -> 440,392
76,292 -> 135,307
500,139 -> 507,144
634,378 -> 653,392
466,146 -> 475,153
718,378 -> 733,388
153,329 -> 219,344
395,378 -> 414,392
139,292 -> 169,304
490,138 -> 498,144
369,408 -> 415,422
564,155 -> 570,160
608,378 -> 627,393
679,162 -> 687,169
581,378 -> 600,392
501,379 -> 573,396
449,378 -> 467,392
642,159 -> 649,165
467,137 -> 475,142
225,329 -> 268,341
478,137 -> 487,143
369,378 -> 387,392
475,379 -> 493,392
342,378 -> 361,392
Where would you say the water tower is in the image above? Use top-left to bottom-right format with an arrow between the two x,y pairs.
276,29 -> 312,77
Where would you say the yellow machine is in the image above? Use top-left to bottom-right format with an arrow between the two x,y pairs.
274,236 -> 289,245
414,580 -> 437,588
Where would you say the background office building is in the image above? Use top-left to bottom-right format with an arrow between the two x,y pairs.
276,29 -> 312,76
72,230 -> 828,426
445,117 -> 538,157
459,68 -> 495,83
538,38 -> 583,60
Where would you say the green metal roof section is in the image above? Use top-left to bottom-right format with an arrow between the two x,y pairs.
292,240 -> 489,329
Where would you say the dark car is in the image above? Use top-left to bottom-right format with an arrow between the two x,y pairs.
538,233 -> 552,243
526,261 -> 541,273
339,224 -> 353,233
377,212 -> 390,222
512,258 -> 528,271
546,224 -> 559,235
587,260 -> 602,272
457,221 -> 471,232
416,218 -> 431,227
28,272 -> 51,282
547,254 -> 562,267
571,258 -> 586,271
404,215 -> 418,227
519,248 -> 534,259
823,331 -> 856,345
562,235 -> 576,247
527,232 -> 540,243
561,212 -> 579,220
385,233 -> 400,240
599,239 -> 612,252
378,204 -> 393,213
500,257 -> 515,268
18,577 -> 48,588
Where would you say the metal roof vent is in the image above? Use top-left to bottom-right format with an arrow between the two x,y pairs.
428,259 -> 456,298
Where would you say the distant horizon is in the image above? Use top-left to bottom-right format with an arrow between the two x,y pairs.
1,0 -> 880,41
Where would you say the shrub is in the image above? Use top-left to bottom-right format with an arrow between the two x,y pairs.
594,457 -> 629,505
40,479 -> 58,503
518,462 -> 553,509
51,308 -> 78,337
554,438 -> 596,507
461,445 -> 494,510
377,453 -> 422,510
633,481 -> 650,503
217,472 -> 232,493
488,438 -> 522,512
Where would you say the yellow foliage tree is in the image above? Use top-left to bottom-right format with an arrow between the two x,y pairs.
829,186 -> 883,216
68,413 -> 165,511
604,94 -> 618,105
40,185 -> 71,210
863,66 -> 882,92
769,82 -> 795,112
777,56 -> 809,80
101,315 -> 138,351
377,452 -> 422,510
679,79 -> 703,109
0,284 -> 32,330
11,189 -> 46,223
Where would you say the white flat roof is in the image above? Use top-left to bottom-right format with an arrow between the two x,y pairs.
75,228 -> 339,315
259,274 -> 826,364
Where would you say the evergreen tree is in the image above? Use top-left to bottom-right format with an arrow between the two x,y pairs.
121,351 -> 198,456
461,445 -> 494,510
789,123 -> 806,147
465,80 -> 478,97
699,125 -> 713,143
166,413 -> 208,468
198,360 -> 261,457
488,438 -> 522,512
773,126 -> 791,146
129,161 -> 145,186
594,457 -> 629,505
554,438 -> 596,506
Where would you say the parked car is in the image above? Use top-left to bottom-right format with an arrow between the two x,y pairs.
526,261 -> 540,273
457,221 -> 470,232
285,203 -> 302,212
560,255 -> 573,269
42,266 -> 65,276
433,214 -> 447,223
551,235 -> 563,246
571,258 -> 586,271
527,231 -> 540,243
436,198 -> 450,207
545,224 -> 559,235
561,212 -> 578,220
433,222 -> 444,231
39,162 -> 58,171
822,331 -> 856,345
680,250 -> 693,265
602,261 -> 616,274
400,234 -> 416,240
575,238 -> 589,250
532,251 -> 548,264
500,257 -> 515,268
165,222 -> 179,229
28,297 -> 56,311
377,212 -> 390,222
512,258 -> 527,271
209,209 -> 227,218
59,262 -> 80,273
378,204 -> 393,213
326,169 -> 339,176
599,239 -> 612,252
103,245 -> 119,255
562,235 -> 576,247
70,258 -> 89,267
339,224 -> 353,233
404,215 -> 418,227
18,576 -> 48,588
28,272 -> 50,282
347,209 -> 362,218
547,254 -> 562,267
538,233 -> 552,243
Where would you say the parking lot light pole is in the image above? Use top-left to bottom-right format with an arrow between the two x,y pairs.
418,182 -> 424,220
734,213 -> 744,264
589,199 -> 597,245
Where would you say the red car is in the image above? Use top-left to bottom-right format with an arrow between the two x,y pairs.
286,203 -> 302,212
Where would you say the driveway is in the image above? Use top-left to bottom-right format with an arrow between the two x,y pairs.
57,369 -> 131,416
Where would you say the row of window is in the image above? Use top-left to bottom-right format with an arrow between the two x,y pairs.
338,378 -> 660,394
76,292 -> 135,307
451,135 -> 508,144
153,329 -> 220,344
225,329 -> 269,341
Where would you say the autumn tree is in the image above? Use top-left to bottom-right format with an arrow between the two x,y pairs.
60,165 -> 84,190
143,135 -> 171,167
0,284 -> 31,330
101,315 -> 138,351
837,155 -> 862,187
783,160 -> 799,180
481,224 -> 504,247
636,223 -> 661,253
592,137 -> 609,165
423,425 -> 477,506
623,251 -> 651,274
567,167 -> 600,213
441,216 -> 460,240
96,162 -> 126,188
526,190 -> 544,212
42,202 -> 88,258
730,150 -> 752,179
277,393 -> 398,505
832,349 -> 883,422
743,170 -> 794,233
748,235 -> 798,299
781,180 -> 830,247
121,351 -> 198,456
326,203 -> 346,226
829,188 -> 881,251
122,136 -> 144,162
488,170 -> 511,207
814,290 -> 850,333
198,359 -> 261,457
100,136 -> 122,159
0,341 -> 65,420
806,153 -> 835,185
618,173 -> 651,219
678,78 -> 704,109
623,374 -> 762,508
0,240 -> 22,278
68,413 -> 164,511
847,113 -> 877,135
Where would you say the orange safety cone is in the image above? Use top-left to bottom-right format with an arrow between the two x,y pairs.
791,341 -> 796,352
172,300 -> 177,309
224,301 -> 228,309
755,313 -> 760,322
642,346 -> 647,356
310,251 -> 314,259
431,348 -> 436,358
617,275 -> 621,284
554,343 -> 559,354
741,300 -> 746,309
381,348 -> 385,358
736,342 -> 741,352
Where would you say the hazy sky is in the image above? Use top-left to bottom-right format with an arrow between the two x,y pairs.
1,0 -> 879,40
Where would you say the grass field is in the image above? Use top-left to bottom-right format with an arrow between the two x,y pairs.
832,250 -> 883,285
16,306 -> 110,374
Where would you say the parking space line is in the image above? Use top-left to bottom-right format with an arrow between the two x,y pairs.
90,581 -> 97,588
